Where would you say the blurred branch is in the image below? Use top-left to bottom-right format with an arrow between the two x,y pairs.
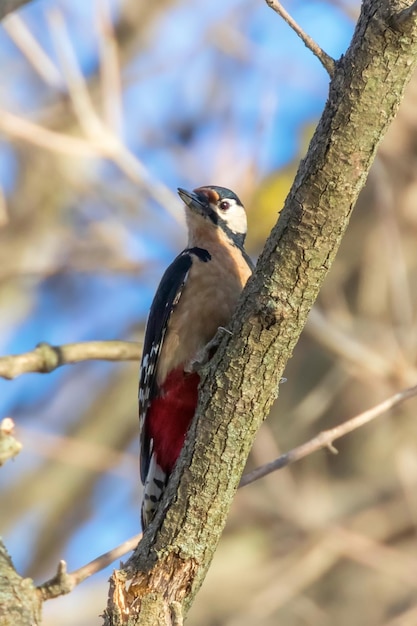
306,308 -> 417,386
333,526 -> 417,586
0,185 -> 8,226
0,0 -> 31,21
0,110 -> 100,156
227,503 -> 417,624
96,0 -> 123,135
265,0 -> 336,76
0,340 -> 141,380
0,104 -> 180,222
2,14 -> 63,88
0,105 -> 183,224
0,8 -> 184,226
47,9 -> 183,225
18,426 -> 137,477
382,604 -> 417,626
240,382 -> 417,487
0,417 -> 22,465
306,308 -> 394,378
38,533 -> 142,601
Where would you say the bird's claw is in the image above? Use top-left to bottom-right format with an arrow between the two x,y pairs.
185,326 -> 233,373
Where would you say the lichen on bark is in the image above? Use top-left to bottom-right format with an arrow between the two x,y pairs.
0,541 -> 42,626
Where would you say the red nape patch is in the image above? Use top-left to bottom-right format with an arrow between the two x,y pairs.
147,368 -> 200,474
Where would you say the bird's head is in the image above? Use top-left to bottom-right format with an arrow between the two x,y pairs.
178,185 -> 248,248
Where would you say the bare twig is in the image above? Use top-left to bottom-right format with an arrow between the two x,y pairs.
240,383 -> 417,487
38,533 -> 142,601
265,0 -> 336,77
69,533 -> 141,586
0,340 -> 141,380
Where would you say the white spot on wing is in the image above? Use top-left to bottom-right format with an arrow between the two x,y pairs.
141,452 -> 167,528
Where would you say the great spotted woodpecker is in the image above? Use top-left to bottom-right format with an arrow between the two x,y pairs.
139,185 -> 253,528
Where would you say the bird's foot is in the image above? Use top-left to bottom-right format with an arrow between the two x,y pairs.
185,326 -> 233,373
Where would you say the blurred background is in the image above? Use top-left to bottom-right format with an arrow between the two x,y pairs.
1,0 -> 417,624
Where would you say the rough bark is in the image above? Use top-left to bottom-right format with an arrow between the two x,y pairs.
104,1 -> 417,624
0,541 -> 41,626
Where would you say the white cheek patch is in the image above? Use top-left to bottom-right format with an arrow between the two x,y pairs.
227,205 -> 247,234
219,200 -> 247,236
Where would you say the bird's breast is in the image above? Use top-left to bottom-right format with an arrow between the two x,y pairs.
156,242 -> 251,385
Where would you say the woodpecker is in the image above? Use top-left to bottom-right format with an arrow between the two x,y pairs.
139,185 -> 253,528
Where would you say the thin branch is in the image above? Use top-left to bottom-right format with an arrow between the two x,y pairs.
240,382 -> 417,487
0,340 -> 141,380
69,533 -> 142,590
265,0 -> 336,77
38,533 -> 142,601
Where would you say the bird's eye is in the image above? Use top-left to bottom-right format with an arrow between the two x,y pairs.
219,200 -> 230,211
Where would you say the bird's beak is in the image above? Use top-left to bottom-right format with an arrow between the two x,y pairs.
177,188 -> 209,216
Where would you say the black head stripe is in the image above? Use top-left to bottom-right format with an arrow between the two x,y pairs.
202,205 -> 247,247
206,186 -> 243,206
212,216 -> 254,270
203,205 -> 219,226
196,196 -> 251,267
216,215 -> 245,247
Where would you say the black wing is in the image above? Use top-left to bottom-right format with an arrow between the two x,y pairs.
139,247 -> 211,482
